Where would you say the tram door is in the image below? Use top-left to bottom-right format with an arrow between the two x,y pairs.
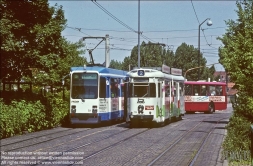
110,78 -> 119,120
156,80 -> 163,120
124,82 -> 129,122
158,81 -> 163,110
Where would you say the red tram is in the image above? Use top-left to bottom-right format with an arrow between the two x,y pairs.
184,81 -> 227,113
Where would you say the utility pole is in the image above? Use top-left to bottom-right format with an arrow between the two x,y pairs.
137,0 -> 140,68
105,34 -> 110,67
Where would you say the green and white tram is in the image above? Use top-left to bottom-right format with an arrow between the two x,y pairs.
124,65 -> 185,127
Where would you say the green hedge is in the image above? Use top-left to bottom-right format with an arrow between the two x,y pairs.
43,92 -> 70,128
0,99 -> 48,138
222,92 -> 252,164
0,91 -> 69,139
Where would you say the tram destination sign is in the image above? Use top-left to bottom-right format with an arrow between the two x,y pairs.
171,68 -> 182,76
162,64 -> 170,74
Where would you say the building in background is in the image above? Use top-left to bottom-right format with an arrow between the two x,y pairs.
214,71 -> 237,103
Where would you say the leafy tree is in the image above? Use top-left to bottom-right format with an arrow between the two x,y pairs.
120,41 -> 214,80
218,0 -> 253,160
163,49 -> 175,68
51,40 -> 86,88
173,43 -> 209,81
207,65 -> 216,81
109,59 -> 123,70
0,0 -> 87,87
121,56 -> 132,71
125,41 -> 173,69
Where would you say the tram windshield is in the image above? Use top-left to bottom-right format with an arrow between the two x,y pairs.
129,83 -> 156,97
71,73 -> 98,99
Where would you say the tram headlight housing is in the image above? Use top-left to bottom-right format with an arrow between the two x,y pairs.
130,112 -> 133,118
138,105 -> 144,114
92,105 -> 98,114
71,105 -> 76,113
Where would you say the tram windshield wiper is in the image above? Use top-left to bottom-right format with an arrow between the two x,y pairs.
142,93 -> 148,97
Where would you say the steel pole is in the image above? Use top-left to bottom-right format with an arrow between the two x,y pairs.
138,0 -> 140,68
198,24 -> 201,80
198,18 -> 210,80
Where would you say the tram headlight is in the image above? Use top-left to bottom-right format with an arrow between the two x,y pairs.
138,105 -> 144,114
92,105 -> 98,114
130,112 -> 133,118
71,105 -> 76,113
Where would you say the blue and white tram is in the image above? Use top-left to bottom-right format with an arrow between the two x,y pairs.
69,65 -> 127,125
125,65 -> 185,127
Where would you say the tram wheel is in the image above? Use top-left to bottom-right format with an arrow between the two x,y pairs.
208,102 -> 215,114
177,115 -> 182,121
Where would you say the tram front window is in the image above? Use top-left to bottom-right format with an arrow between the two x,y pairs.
131,83 -> 156,97
71,73 -> 98,99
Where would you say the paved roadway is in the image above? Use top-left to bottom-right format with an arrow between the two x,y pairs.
1,104 -> 233,166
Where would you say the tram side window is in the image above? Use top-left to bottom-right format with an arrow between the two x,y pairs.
209,85 -> 216,96
99,77 -> 106,98
172,83 -> 175,96
110,78 -> 118,98
150,83 -> 156,97
193,85 -> 200,96
180,82 -> 184,96
216,85 -> 222,96
201,85 -> 208,96
129,83 -> 133,97
185,85 -> 192,95
158,83 -> 161,97
165,85 -> 170,97
121,84 -> 124,97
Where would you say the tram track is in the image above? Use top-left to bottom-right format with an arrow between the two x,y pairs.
187,116 -> 229,166
31,128 -> 150,166
1,128 -> 92,152
65,114 -> 229,166
1,122 -> 126,152
74,129 -> 150,164
1,128 -> 74,147
147,119 -> 206,166
147,114 -> 230,166
67,120 -> 191,166
1,113 -> 231,166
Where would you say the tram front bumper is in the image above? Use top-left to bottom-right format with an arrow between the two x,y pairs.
130,115 -> 154,122
70,113 -> 101,124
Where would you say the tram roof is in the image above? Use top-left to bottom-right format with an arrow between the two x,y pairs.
185,81 -> 226,85
70,66 -> 127,75
127,68 -> 184,81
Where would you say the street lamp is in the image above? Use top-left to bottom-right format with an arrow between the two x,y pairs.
198,18 -> 212,80
184,62 -> 220,80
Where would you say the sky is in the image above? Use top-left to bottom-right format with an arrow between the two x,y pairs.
49,1 -> 239,71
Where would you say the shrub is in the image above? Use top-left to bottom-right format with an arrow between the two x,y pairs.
222,92 -> 252,164
0,99 -> 48,139
45,95 -> 69,127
